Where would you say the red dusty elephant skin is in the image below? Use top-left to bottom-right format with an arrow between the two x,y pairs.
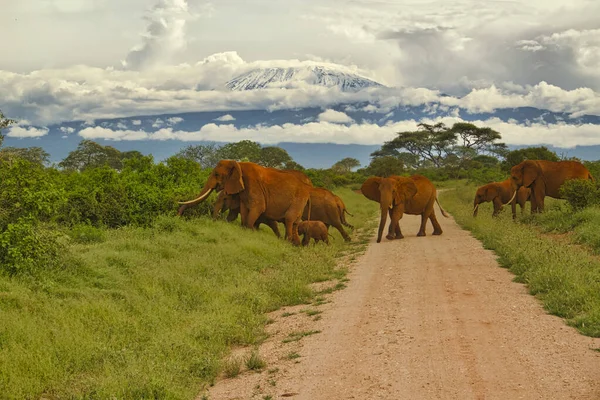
177,160 -> 312,245
473,179 -> 530,219
361,174 -> 449,243
508,160 -> 595,213
298,220 -> 332,246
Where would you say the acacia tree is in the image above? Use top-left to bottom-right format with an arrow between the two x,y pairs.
379,123 -> 456,168
258,146 -> 293,168
175,143 -> 220,169
59,140 -> 126,171
377,122 -> 506,169
331,157 -> 360,174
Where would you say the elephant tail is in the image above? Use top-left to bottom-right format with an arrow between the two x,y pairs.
338,205 -> 354,228
589,172 -> 595,183
306,197 -> 312,221
436,196 -> 450,218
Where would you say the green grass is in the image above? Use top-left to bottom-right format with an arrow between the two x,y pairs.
440,185 -> 600,338
245,350 -> 266,371
0,188 -> 378,399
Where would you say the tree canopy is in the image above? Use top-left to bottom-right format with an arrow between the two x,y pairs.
0,110 -> 17,148
372,122 -> 507,171
59,140 -> 137,171
331,157 -> 361,174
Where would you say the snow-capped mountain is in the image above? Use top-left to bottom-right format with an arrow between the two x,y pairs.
225,66 -> 385,92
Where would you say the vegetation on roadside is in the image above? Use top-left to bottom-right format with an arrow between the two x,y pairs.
0,188 -> 378,399
440,185 -> 600,338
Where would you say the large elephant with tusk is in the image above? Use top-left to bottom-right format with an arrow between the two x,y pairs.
361,174 -> 449,243
473,179 -> 530,219
177,160 -> 312,245
507,160 -> 594,213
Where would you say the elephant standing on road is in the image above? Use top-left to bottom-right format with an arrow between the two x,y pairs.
361,174 -> 449,243
508,160 -> 595,213
473,179 -> 531,219
178,160 -> 312,245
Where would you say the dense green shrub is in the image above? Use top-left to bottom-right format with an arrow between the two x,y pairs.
560,179 -> 600,210
0,218 -> 64,276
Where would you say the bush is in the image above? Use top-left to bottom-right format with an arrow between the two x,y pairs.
0,218 -> 64,276
69,224 -> 106,244
560,179 -> 600,210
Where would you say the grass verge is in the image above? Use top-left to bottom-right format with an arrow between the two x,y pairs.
440,184 -> 600,338
0,187 -> 378,399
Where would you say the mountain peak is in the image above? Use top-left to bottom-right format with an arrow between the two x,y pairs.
225,65 -> 385,92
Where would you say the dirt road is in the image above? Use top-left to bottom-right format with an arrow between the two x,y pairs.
205,204 -> 600,400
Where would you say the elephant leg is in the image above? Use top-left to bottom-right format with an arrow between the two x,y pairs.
492,197 -> 503,217
301,234 -> 310,246
285,216 -> 301,246
388,208 -> 404,240
332,221 -> 351,242
240,203 -> 250,226
226,209 -> 239,222
266,220 -> 281,238
417,213 -> 428,236
512,199 -> 518,220
430,212 -> 443,235
244,208 -> 262,230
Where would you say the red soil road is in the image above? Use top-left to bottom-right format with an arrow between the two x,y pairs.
206,204 -> 600,400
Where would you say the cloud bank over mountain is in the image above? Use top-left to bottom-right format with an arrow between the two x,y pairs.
1,0 -> 599,153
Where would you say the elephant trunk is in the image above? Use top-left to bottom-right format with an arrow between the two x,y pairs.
377,194 -> 392,243
377,207 -> 388,243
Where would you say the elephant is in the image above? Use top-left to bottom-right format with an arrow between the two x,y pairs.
300,187 -> 353,242
361,174 -> 449,243
298,220 -> 332,246
508,160 -> 595,213
211,191 -> 282,237
177,160 -> 312,245
473,179 -> 531,219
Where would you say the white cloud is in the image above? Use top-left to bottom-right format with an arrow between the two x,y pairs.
132,120 -> 142,125
122,0 -> 191,70
116,122 -> 128,129
167,116 -> 184,125
214,114 -> 235,122
74,117 -> 600,148
318,109 -> 354,124
151,118 -> 165,128
6,126 -> 49,138
60,126 -> 75,134
79,126 -> 149,141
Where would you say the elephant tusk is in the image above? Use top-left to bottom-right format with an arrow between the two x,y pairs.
389,204 -> 393,210
473,204 -> 479,212
178,188 -> 213,205
503,190 -> 517,206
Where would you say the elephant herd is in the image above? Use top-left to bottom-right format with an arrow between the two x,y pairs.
473,160 -> 595,218
177,159 -> 594,246
177,160 -> 353,246
176,159 -> 451,246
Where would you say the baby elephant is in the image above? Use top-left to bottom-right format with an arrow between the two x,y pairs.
298,221 -> 332,246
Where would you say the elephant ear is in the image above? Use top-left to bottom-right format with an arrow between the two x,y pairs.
484,185 -> 498,201
361,177 -> 382,203
224,161 -> 245,195
395,178 -> 418,205
522,161 -> 541,188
